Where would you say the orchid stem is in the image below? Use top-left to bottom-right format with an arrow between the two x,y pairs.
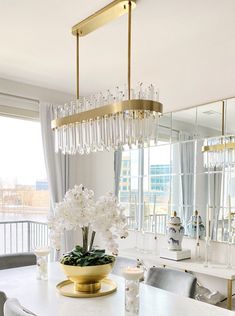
82,226 -> 89,254
89,231 -> 96,252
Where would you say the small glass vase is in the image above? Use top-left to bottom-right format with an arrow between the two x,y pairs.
195,242 -> 201,262
226,232 -> 233,269
34,248 -> 50,280
203,238 -> 210,268
122,267 -> 144,315
125,279 -> 140,314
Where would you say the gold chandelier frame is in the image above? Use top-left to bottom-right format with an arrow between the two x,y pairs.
51,100 -> 162,129
202,101 -> 235,153
51,0 -> 163,131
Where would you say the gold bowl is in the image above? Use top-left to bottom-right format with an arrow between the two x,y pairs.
60,262 -> 114,293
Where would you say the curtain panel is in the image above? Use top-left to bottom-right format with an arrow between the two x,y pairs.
178,133 -> 195,231
114,149 -> 122,197
39,103 -> 81,254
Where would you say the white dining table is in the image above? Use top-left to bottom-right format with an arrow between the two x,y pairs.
0,262 -> 235,316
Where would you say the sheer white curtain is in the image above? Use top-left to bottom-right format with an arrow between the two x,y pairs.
178,133 -> 195,231
208,167 -> 222,240
40,103 -> 81,253
114,149 -> 122,197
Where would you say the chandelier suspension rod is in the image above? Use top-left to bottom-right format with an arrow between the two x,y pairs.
222,100 -> 225,136
127,1 -> 132,100
76,33 -> 80,100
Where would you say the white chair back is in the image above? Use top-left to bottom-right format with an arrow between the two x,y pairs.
0,291 -> 7,316
4,298 -> 37,316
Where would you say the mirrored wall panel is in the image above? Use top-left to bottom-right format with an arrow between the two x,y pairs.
118,97 -> 235,243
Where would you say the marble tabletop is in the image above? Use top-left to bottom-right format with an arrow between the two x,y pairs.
0,262 -> 234,316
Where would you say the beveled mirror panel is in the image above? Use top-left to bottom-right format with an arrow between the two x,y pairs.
119,98 -> 235,242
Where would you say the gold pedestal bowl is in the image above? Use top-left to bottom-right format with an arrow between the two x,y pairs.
60,262 -> 114,293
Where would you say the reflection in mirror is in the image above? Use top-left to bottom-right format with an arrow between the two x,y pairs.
226,98 -> 235,135
172,107 -> 197,141
117,96 -> 235,243
142,145 -> 171,234
119,150 -> 139,230
159,113 -> 172,143
197,102 -> 223,138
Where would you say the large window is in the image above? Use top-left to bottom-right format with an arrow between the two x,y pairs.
0,116 -> 49,222
119,142 -> 171,233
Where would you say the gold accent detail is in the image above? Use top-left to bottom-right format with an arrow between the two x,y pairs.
202,142 -> 235,153
76,33 -> 79,100
57,278 -> 117,298
60,262 -> 114,294
72,0 -> 136,37
227,279 -> 233,310
75,282 -> 101,292
222,100 -> 225,136
128,1 -> 132,100
51,100 -> 163,130
201,102 -> 235,154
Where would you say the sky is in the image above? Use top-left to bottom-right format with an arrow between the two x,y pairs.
0,116 -> 47,186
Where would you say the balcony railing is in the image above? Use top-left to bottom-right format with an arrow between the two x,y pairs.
0,220 -> 49,254
127,214 -> 168,234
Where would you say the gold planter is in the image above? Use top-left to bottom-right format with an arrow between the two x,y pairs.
60,262 -> 114,293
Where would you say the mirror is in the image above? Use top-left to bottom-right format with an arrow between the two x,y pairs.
119,98 -> 235,242
197,101 -> 223,138
226,98 -> 235,135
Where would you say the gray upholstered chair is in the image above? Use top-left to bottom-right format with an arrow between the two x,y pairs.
4,298 -> 37,316
145,267 -> 197,298
0,253 -> 36,270
112,256 -> 138,276
0,291 -> 7,316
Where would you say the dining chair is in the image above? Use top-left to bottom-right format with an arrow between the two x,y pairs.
4,298 -> 37,316
112,256 -> 138,276
145,267 -> 197,298
0,253 -> 36,270
0,291 -> 7,316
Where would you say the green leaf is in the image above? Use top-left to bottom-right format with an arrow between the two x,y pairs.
60,247 -> 115,267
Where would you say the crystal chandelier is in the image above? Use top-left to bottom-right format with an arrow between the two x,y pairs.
203,136 -> 235,168
202,101 -> 235,168
51,0 -> 163,155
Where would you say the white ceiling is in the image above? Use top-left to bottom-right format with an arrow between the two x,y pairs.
0,0 -> 235,111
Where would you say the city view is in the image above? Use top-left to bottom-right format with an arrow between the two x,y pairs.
0,180 -> 49,222
119,146 -> 171,232
0,116 -> 49,223
0,116 -> 50,254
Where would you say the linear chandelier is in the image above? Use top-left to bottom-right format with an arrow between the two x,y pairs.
51,0 -> 163,155
202,101 -> 235,168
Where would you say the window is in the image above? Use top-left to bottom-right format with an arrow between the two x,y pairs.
118,142 -> 171,233
0,116 -> 49,221
0,115 -> 50,254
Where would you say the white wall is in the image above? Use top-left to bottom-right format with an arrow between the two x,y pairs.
0,77 -> 74,104
75,150 -> 115,198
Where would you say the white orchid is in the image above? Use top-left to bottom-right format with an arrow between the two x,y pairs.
48,185 -> 128,255
92,192 -> 128,253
